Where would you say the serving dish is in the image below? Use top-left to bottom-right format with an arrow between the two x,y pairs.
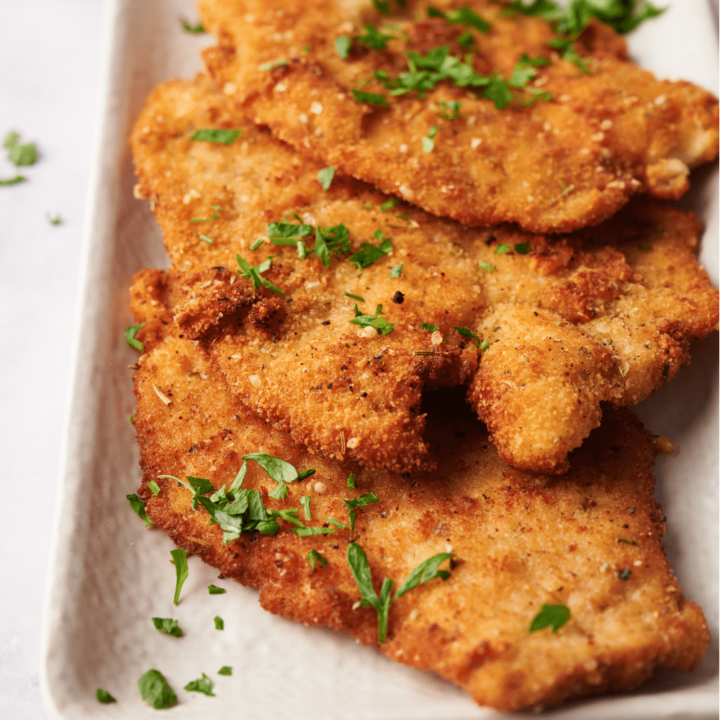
40,0 -> 718,717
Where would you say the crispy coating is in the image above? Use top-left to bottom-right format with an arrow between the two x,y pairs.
131,75 -> 718,474
197,0 -> 719,233
130,279 -> 709,712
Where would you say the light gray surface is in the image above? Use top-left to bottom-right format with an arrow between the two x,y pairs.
0,0 -> 716,718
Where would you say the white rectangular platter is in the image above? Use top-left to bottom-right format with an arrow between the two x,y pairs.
40,0 -> 718,717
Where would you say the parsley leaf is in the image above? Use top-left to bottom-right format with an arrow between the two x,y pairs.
479,261 -> 496,273
126,494 -> 152,527
125,324 -> 143,352
138,670 -> 177,709
454,326 -> 481,348
381,198 -> 399,211
514,242 -> 532,254
422,125 -> 439,152
390,264 -> 403,278
243,453 -> 300,484
336,35 -> 351,58
373,0 -> 391,14
318,166 -> 336,190
148,480 -> 161,496
358,24 -> 395,50
348,231 -> 393,269
180,17 -> 205,33
96,689 -> 116,704
308,549 -> 329,570
300,495 -> 312,520
236,254 -> 285,296
438,101 -> 463,120
346,473 -> 357,490
191,128 -> 241,144
218,666 -> 233,676
174,476 -> 214,510
350,303 -> 395,335
314,224 -> 351,266
480,339 -> 490,351
428,5 -> 490,32
4,131 -> 37,166
345,291 -> 366,302
214,616 -> 224,630
352,90 -> 390,109
394,552 -> 454,598
529,603 -> 570,632
185,673 -> 215,696
0,175 -> 26,186
344,492 -> 380,532
170,548 -> 189,606
294,526 -> 337,536
208,584 -> 226,594
152,617 -> 183,637
421,322 -> 439,332
495,243 -> 511,254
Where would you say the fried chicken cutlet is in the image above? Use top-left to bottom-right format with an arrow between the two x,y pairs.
197,0 -> 719,233
130,270 -> 710,712
131,75 -> 719,474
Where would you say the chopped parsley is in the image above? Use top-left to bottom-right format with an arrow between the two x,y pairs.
390,264 -> 403,278
190,214 -> 218,223
96,689 -> 116,704
344,291 -> 366,302
236,254 -> 285,296
126,494 -> 152,527
422,125 -> 439,152
347,543 -> 453,642
162,475 -> 214,510
214,615 -> 224,630
454,326 -> 480,348
184,673 -> 215,696
180,17 -> 205,33
529,603 -> 570,633
218,666 -> 233,676
251,238 -> 264,251
494,243 -> 511,255
352,90 -> 390,109
346,473 -> 357,490
348,230 -> 393,269
617,538 -> 639,545
138,669 -> 177,709
199,234 -> 214,244
358,24 -> 395,50
148,480 -> 161,496
428,5 -> 490,32
381,198 -> 399,211
125,324 -> 143,352
421,322 -> 440,332
170,548 -> 189,605
261,60 -> 288,71
438,101 -> 463,120
47,213 -> 62,225
4,131 -> 36,166
344,492 -> 380,532
208,584 -> 226,594
514,242 -> 532,254
480,340 -> 490,351
479,261 -> 496,273
0,175 -> 25,186
300,495 -> 312,520
318,166 -> 336,190
191,128 -> 241,144
294,526 -> 337,536
618,567 -> 632,580
152,617 -> 183,637
548,38 -> 590,74
350,303 -> 395,335
308,549 -> 329,570
336,35 -> 351,58
327,517 -> 348,529
373,0 -> 391,14
269,218 -> 350,267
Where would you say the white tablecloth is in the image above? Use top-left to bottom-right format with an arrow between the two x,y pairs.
0,2 -> 109,717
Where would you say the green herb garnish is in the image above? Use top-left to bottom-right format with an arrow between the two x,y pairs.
438,101 -> 463,120
454,326 -> 480,348
344,492 -> 380,532
318,166 -> 336,190
336,35 -> 351,58
350,303 -> 395,335
421,322 -> 439,333
185,673 -> 215,696
300,495 -> 312,520
208,584 -> 226,594
236,254 -> 285,296
428,5 -> 490,32
345,291 -> 366,302
529,603 -> 570,633
214,616 -> 224,630
352,90 -> 390,109
180,17 -> 205,33
126,494 -> 152,527
170,548 -> 189,606
138,669 -> 177,709
147,480 -> 160,496
191,129 -> 241,144
125,324 -> 143,352
152,617 -> 183,637
0,175 -> 26,186
390,264 -> 403,278
308,549 -> 329,570
4,131 -> 36,166
348,231 -> 393,269
346,473 -> 357,490
381,198 -> 399,211
514,242 -> 532,254
47,213 -> 62,225
96,689 -> 116,704
494,243 -> 511,255
478,261 -> 495,273
480,340 -> 490,351
218,666 -> 233,676
347,542 -> 453,642
422,125 -> 439,152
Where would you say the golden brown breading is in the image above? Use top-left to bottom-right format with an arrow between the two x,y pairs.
197,0 -> 719,233
130,275 -> 709,712
131,75 -> 718,474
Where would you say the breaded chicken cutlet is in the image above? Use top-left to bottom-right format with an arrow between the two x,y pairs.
130,269 -> 710,712
131,75 -> 719,474
197,0 -> 719,233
